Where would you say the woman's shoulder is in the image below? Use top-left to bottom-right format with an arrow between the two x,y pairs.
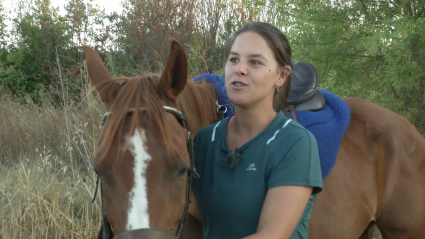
271,112 -> 317,146
194,117 -> 230,142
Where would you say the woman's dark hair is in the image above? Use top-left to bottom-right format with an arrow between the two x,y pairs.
224,22 -> 292,111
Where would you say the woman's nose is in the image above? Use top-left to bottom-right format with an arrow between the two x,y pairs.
235,62 -> 247,75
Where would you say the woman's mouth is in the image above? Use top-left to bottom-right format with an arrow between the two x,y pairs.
233,82 -> 247,86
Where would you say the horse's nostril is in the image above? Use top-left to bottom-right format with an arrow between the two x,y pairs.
177,167 -> 188,177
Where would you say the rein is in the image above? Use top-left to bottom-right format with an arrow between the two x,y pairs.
92,106 -> 199,239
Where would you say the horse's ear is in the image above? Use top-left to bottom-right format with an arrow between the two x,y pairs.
83,45 -> 114,103
159,39 -> 188,100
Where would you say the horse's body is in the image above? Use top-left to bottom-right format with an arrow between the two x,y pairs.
85,40 -> 425,239
309,97 -> 425,239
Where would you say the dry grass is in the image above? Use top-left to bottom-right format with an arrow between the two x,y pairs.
1,76 -> 104,237
1,158 -> 100,238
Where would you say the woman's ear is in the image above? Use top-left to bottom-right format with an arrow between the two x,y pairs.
277,65 -> 292,86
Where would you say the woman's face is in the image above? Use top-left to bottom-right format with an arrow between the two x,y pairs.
225,32 -> 290,108
225,31 -> 288,110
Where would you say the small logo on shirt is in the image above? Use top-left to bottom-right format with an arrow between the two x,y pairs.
246,164 -> 257,171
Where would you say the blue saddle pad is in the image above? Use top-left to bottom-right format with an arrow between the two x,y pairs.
192,73 -> 234,117
287,90 -> 351,179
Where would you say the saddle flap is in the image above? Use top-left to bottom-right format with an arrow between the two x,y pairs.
293,90 -> 325,112
288,62 -> 318,105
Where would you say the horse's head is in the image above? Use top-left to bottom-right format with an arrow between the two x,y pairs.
84,40 -> 193,238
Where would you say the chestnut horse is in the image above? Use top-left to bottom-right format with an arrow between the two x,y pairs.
85,40 -> 425,239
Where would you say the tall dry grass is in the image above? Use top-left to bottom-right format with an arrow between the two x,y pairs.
1,158 -> 100,238
1,69 -> 104,237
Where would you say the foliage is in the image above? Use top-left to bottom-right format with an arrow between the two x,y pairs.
1,0 -> 424,133
277,0 -> 425,134
1,0 -> 73,102
0,0 -> 8,49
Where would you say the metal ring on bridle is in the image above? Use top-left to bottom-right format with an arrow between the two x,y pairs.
216,101 -> 228,114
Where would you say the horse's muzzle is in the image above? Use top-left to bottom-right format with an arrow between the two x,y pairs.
113,228 -> 178,239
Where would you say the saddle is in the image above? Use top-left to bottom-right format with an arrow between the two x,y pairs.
287,62 -> 325,120
286,63 -> 351,179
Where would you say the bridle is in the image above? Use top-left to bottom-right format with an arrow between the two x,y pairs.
92,105 -> 199,239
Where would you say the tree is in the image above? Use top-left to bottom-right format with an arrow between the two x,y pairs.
0,0 -> 8,49
111,0 -> 199,74
1,0 -> 73,102
278,0 -> 425,134
0,0 -> 9,76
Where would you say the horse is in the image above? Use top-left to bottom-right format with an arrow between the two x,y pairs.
84,40 -> 425,239
84,40 -> 217,239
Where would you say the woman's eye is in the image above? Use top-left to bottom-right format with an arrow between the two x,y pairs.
229,57 -> 239,63
251,60 -> 261,65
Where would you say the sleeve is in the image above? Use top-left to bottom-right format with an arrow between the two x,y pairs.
267,130 -> 323,194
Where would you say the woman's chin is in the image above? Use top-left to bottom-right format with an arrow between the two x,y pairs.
227,96 -> 245,107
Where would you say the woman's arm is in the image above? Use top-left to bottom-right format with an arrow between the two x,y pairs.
243,185 -> 313,239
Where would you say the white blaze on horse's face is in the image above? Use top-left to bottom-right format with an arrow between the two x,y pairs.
126,129 -> 152,230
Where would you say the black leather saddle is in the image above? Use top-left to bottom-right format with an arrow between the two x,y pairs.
287,62 -> 325,112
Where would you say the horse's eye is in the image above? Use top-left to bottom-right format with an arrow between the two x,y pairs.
177,167 -> 188,177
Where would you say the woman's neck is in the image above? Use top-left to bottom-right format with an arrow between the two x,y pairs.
227,104 -> 278,150
233,107 -> 277,134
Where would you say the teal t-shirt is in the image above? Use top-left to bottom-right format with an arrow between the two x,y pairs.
193,111 -> 323,239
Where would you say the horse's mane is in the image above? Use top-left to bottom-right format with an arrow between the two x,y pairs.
179,80 -> 218,133
95,74 -> 218,164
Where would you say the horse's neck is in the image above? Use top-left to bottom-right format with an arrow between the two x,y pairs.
179,81 -> 218,136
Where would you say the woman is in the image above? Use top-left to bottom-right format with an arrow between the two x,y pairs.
189,22 -> 323,239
